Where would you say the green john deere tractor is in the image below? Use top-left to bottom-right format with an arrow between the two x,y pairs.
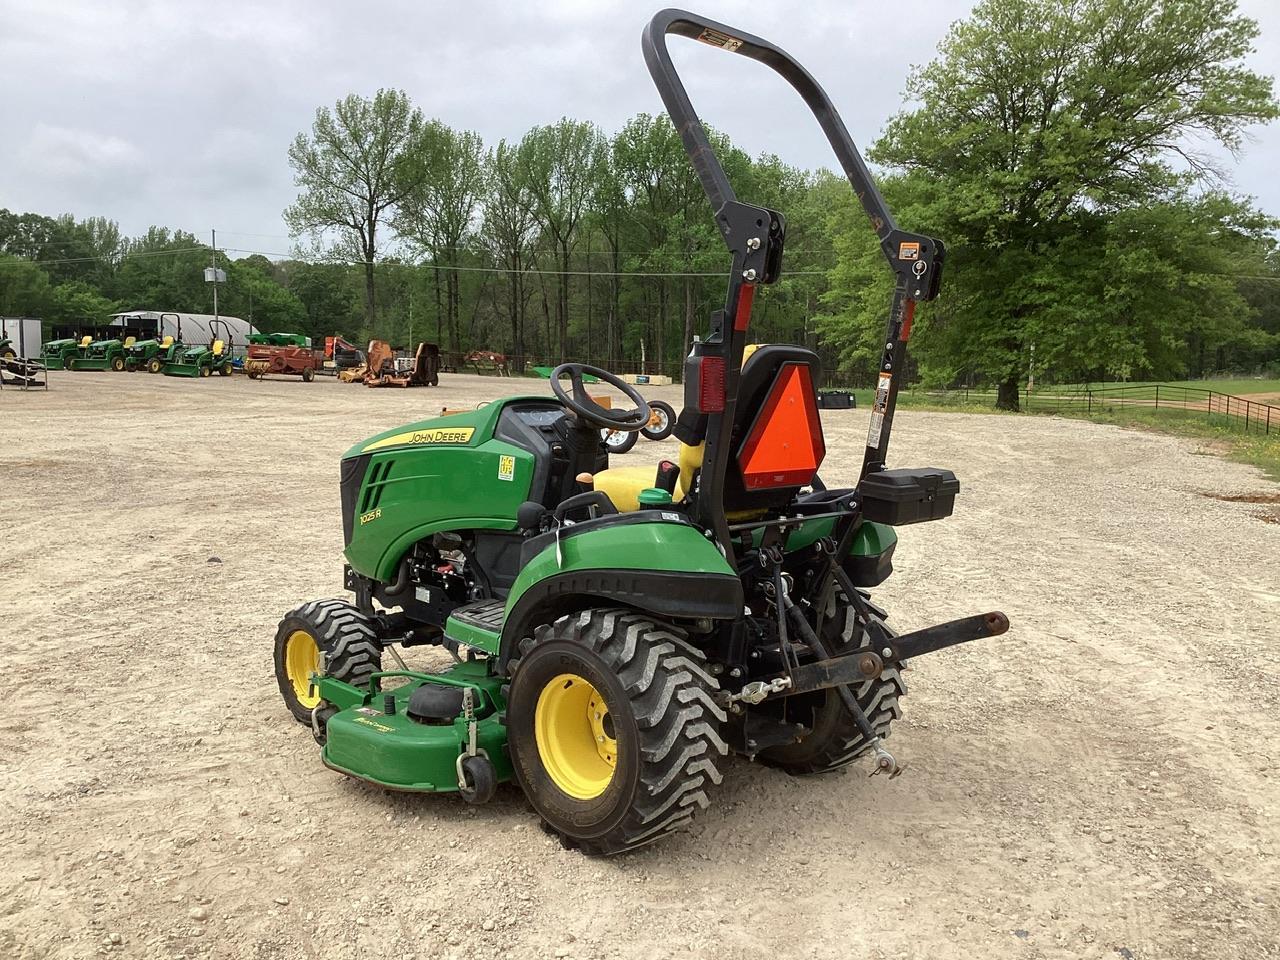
40,335 -> 91,370
163,321 -> 234,378
273,9 -> 1009,855
124,336 -> 171,372
67,336 -> 127,372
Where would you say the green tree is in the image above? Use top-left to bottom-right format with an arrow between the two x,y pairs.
285,89 -> 425,328
394,122 -> 487,352
0,254 -> 52,317
517,119 -> 603,362
481,140 -> 538,368
46,281 -> 121,327
826,0 -> 1278,407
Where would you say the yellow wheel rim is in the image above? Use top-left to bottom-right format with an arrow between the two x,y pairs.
285,630 -> 322,709
534,673 -> 617,800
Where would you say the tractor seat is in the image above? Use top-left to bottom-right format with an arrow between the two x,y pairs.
212,339 -> 225,356
123,336 -> 136,347
79,336 -> 92,347
161,336 -> 174,347
588,343 -> 823,515
590,442 -> 701,512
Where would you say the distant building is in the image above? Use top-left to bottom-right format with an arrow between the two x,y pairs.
108,310 -> 259,356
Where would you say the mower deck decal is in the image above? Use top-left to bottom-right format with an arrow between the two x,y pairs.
363,426 -> 476,452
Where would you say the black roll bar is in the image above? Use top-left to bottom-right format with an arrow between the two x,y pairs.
642,8 -> 899,245
641,9 -> 945,562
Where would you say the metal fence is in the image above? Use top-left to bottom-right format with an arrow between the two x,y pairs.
904,384 -> 1277,435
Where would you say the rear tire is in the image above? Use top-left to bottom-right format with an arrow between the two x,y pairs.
758,586 -> 906,774
506,609 -> 726,856
641,400 -> 676,441
302,366 -> 315,382
110,355 -> 125,372
219,362 -> 231,376
274,599 -> 383,725
147,357 -> 163,374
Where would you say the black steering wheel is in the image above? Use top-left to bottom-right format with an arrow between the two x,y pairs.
550,363 -> 650,431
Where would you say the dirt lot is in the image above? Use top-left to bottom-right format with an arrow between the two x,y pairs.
3,371 -> 1277,960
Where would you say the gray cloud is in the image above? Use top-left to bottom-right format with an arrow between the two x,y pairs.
1,0 -> 1276,253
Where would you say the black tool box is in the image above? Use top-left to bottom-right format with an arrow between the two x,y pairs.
859,468 -> 959,525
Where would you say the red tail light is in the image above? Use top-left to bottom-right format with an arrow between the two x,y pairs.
699,356 -> 726,413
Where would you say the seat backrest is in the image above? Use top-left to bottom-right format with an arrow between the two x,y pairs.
79,335 -> 92,347
212,339 -> 225,356
161,335 -> 174,348
721,345 -> 825,513
123,336 -> 136,348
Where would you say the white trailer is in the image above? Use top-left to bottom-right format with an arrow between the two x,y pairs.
0,316 -> 43,358
109,310 -> 259,357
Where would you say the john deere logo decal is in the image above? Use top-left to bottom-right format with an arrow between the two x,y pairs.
363,426 -> 476,452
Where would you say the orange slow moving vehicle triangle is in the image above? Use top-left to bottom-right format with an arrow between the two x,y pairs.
737,362 -> 826,489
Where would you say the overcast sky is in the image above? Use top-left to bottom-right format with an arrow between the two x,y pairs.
2,0 -> 1277,259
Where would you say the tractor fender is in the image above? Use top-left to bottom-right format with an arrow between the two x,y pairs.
497,515 -> 742,672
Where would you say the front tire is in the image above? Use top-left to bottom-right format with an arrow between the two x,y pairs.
302,366 -> 315,382
147,357 -> 163,374
641,400 -> 676,441
758,586 -> 906,774
600,428 -> 638,454
110,355 -> 125,372
273,599 -> 383,724
506,609 -> 726,855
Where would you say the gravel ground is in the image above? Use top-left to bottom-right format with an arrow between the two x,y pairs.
2,370 -> 1277,960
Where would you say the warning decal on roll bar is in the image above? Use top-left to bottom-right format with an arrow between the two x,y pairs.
697,28 -> 743,51
867,372 -> 892,449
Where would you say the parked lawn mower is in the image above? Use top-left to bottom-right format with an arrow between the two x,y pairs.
67,336 -> 128,372
163,320 -> 234,378
40,336 -> 91,370
273,9 -> 1004,856
124,336 -> 172,372
142,336 -> 183,373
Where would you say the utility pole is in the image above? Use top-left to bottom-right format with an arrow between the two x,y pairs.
212,229 -> 219,326
204,229 -> 227,344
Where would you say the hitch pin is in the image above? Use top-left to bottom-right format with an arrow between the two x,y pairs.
726,676 -> 792,706
869,737 -> 903,778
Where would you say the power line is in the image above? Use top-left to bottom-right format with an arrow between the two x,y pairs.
4,240 -> 1279,284
221,247 -> 829,278
0,246 -> 207,268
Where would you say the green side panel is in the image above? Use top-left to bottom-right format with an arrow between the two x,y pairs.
344,438 -> 537,581
505,519 -> 736,614
851,520 -> 897,557
317,665 -> 511,793
343,396 -> 555,581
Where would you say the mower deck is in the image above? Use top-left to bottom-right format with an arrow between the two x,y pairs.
317,663 -> 512,793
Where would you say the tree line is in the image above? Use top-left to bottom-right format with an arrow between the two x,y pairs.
1,0 -> 1277,406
